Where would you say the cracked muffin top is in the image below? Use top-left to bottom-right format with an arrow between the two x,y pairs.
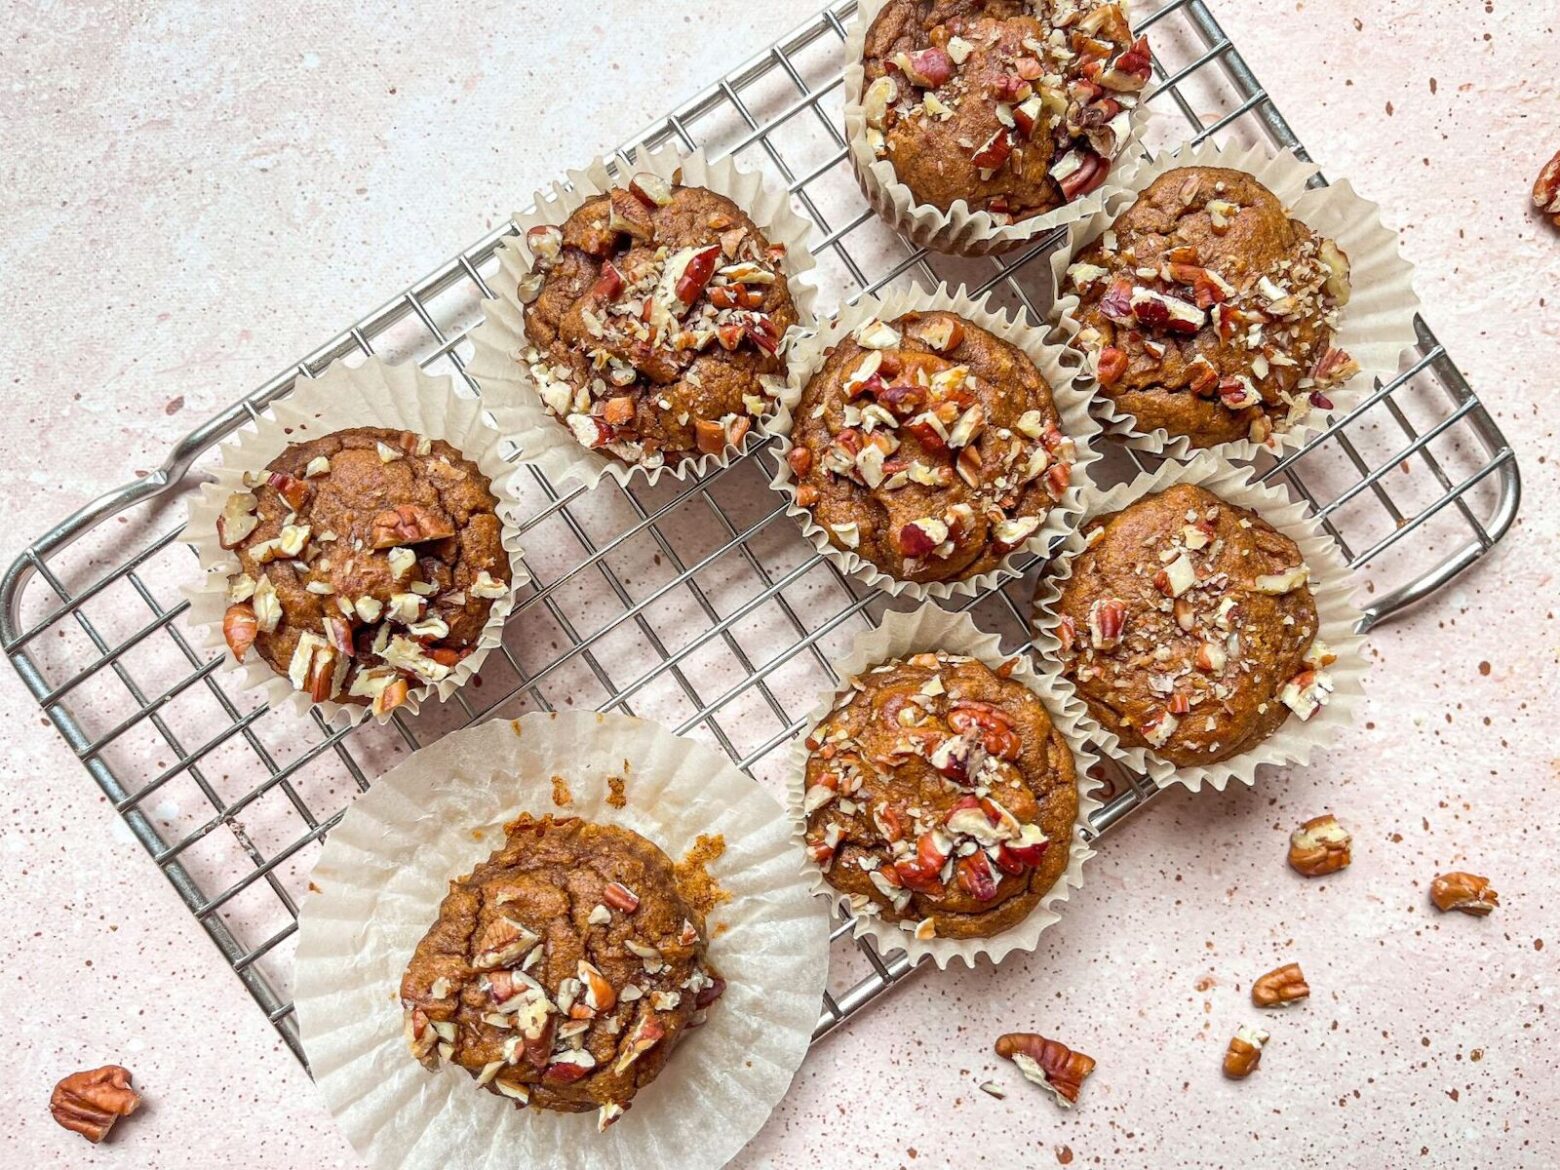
517,175 -> 799,471
786,310 -> 1078,587
217,426 -> 509,714
400,814 -> 724,1133
1048,482 -> 1338,767
1064,166 -> 1359,448
858,0 -> 1150,225
802,652 -> 1077,940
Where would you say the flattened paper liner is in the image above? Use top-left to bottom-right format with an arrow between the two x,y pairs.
1030,451 -> 1367,792
465,145 -> 820,491
768,282 -> 1102,601
842,0 -> 1156,256
787,606 -> 1101,969
1048,138 -> 1421,461
294,711 -> 831,1170
184,357 -> 528,729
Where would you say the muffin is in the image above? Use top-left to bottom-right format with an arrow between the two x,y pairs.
1063,165 -> 1359,448
802,651 -> 1078,940
857,0 -> 1150,226
786,309 -> 1077,587
399,814 -> 724,1133
516,174 -> 799,471
1048,483 -> 1338,767
217,426 -> 510,714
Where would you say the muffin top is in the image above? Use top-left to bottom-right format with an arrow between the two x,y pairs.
399,815 -> 724,1133
1049,483 -> 1336,767
787,310 -> 1077,586
859,0 -> 1150,224
803,652 -> 1078,940
1065,166 -> 1358,448
218,426 -> 509,713
518,176 -> 798,470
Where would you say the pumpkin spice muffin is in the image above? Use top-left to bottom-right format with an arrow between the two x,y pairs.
217,426 -> 510,714
858,0 -> 1150,225
1063,165 -> 1359,448
786,309 -> 1078,588
400,814 -> 724,1133
1048,483 -> 1338,767
517,174 -> 799,471
802,651 -> 1078,940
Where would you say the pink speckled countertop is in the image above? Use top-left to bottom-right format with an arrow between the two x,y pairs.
1,1 -> 1556,1167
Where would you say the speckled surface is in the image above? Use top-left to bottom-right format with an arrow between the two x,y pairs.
1,1 -> 1556,1167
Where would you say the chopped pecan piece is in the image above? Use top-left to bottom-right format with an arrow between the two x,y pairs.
1288,813 -> 1351,877
369,503 -> 456,549
49,1065 -> 141,1144
1251,962 -> 1310,1007
1535,150 -> 1560,226
1430,871 -> 1499,916
1222,1025 -> 1268,1079
995,1032 -> 1096,1106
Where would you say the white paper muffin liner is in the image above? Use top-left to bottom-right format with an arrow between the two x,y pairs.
184,358 -> 529,729
464,145 -> 820,491
769,282 -> 1102,601
1048,138 -> 1421,461
294,711 -> 831,1170
787,606 -> 1101,969
842,0 -> 1156,256
1031,451 -> 1367,792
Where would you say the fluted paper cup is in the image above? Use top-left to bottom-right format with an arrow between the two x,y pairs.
1031,451 -> 1367,791
294,711 -> 831,1170
184,357 -> 528,729
465,145 -> 819,491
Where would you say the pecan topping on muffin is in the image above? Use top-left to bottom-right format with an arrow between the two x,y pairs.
803,652 -> 1077,939
518,177 -> 798,470
789,310 -> 1076,586
400,815 -> 724,1132
1066,166 -> 1358,448
1049,483 -> 1334,765
860,0 -> 1150,223
219,427 -> 510,712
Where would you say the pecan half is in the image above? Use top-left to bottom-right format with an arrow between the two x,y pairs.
49,1065 -> 141,1144
1251,962 -> 1310,1007
1288,813 -> 1351,877
1534,150 -> 1560,226
1430,871 -> 1499,916
995,1032 -> 1096,1106
1222,1025 -> 1268,1079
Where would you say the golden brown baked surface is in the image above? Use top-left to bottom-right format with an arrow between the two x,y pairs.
218,426 -> 508,712
1065,166 -> 1358,448
803,652 -> 1077,940
859,0 -> 1150,223
399,814 -> 723,1131
788,310 -> 1076,586
520,179 -> 798,470
1049,483 -> 1336,766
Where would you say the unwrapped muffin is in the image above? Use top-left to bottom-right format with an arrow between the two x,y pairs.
856,0 -> 1150,226
801,651 -> 1078,940
1063,165 -> 1359,449
217,426 -> 511,715
399,814 -> 724,1133
784,309 -> 1078,588
517,174 -> 799,471
1047,482 -> 1338,766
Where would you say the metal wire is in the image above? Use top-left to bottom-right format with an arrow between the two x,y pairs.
0,0 -> 1521,1068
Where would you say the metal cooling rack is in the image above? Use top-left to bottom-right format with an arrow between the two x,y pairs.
1,0 -> 1521,1069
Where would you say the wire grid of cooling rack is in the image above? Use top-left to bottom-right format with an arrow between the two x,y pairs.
0,0 -> 1521,1069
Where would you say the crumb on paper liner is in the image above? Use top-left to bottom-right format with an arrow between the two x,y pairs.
293,711 -> 831,1170
464,144 -> 820,492
1030,451 -> 1368,793
182,357 -> 529,730
768,282 -> 1103,602
787,605 -> 1102,970
841,0 -> 1157,256
1047,137 -> 1421,462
